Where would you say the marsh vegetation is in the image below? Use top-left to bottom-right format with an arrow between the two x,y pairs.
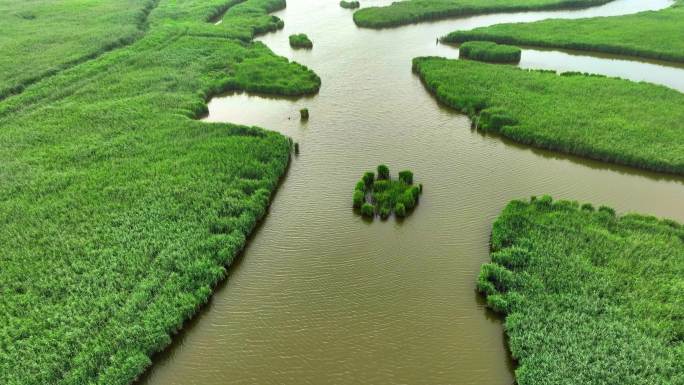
480,197 -> 684,384
445,0 -> 684,63
458,41 -> 521,63
0,0 -> 320,384
413,56 -> 684,174
340,1 -> 361,9
289,33 -> 313,48
352,0 -> 612,28
353,166 -> 422,219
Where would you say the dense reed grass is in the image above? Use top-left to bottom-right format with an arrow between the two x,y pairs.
412,57 -> 684,174
289,33 -> 313,48
340,1 -> 360,9
0,0 -> 157,100
352,0 -> 611,28
444,0 -> 684,63
481,197 -> 684,384
0,0 -> 320,384
458,41 -> 521,63
353,166 -> 421,219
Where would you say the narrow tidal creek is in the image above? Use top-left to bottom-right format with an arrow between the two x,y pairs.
140,1 -> 684,384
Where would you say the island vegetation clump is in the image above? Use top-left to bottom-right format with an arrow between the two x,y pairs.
352,0 -> 612,29
0,0 -> 321,384
412,56 -> 684,175
340,1 -> 361,9
289,33 -> 313,49
480,196 -> 684,384
353,165 -> 422,219
458,41 -> 521,63
443,0 -> 684,64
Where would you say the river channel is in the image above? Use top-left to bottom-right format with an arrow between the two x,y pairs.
140,1 -> 684,384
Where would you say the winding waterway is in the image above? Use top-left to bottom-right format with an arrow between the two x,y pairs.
140,1 -> 684,384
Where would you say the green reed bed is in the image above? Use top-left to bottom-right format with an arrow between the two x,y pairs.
458,41 -> 521,63
0,0 -> 320,384
444,0 -> 684,64
289,33 -> 313,48
352,0 -> 611,28
340,1 -> 361,9
0,0 -> 157,100
412,57 -> 684,174
480,196 -> 684,384
353,166 -> 422,219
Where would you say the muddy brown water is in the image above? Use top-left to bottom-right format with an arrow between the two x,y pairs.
140,1 -> 684,384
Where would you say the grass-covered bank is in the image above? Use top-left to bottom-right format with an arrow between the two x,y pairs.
412,57 -> 684,174
352,0 -> 611,28
459,41 -> 521,63
0,0 -> 157,100
480,197 -> 684,384
0,0 -> 320,384
445,0 -> 684,63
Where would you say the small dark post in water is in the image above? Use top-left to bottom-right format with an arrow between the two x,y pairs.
300,108 -> 309,120
294,142 -> 300,155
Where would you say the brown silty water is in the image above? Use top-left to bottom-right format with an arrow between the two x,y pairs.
139,1 -> 684,384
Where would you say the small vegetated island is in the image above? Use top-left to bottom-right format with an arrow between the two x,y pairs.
353,165 -> 422,219
352,0 -> 613,28
289,33 -> 313,48
340,1 -> 361,9
458,41 -> 521,63
444,0 -> 684,64
412,56 -> 684,174
480,196 -> 684,384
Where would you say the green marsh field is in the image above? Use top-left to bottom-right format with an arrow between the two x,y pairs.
2,0 -> 684,384
446,0 -> 684,63
481,197 -> 684,384
353,0 -> 612,28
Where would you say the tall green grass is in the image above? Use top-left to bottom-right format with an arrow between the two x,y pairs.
412,57 -> 684,174
289,33 -> 313,48
458,41 -> 521,63
481,197 -> 684,384
352,0 -> 611,28
0,0 -> 320,384
0,0 -> 157,100
340,1 -> 361,9
353,167 -> 421,219
445,0 -> 684,63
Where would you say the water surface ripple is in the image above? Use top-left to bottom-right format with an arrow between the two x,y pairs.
140,1 -> 684,384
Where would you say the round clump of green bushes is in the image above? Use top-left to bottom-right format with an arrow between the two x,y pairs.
361,203 -> 375,217
340,0 -> 360,9
352,165 -> 422,219
458,41 -> 521,64
289,33 -> 313,49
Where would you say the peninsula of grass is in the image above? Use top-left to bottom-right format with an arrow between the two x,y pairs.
340,1 -> 361,9
0,0 -> 321,384
352,0 -> 612,29
353,165 -> 422,219
289,33 -> 313,49
458,41 -> 521,63
444,0 -> 684,64
412,57 -> 684,174
480,196 -> 684,384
